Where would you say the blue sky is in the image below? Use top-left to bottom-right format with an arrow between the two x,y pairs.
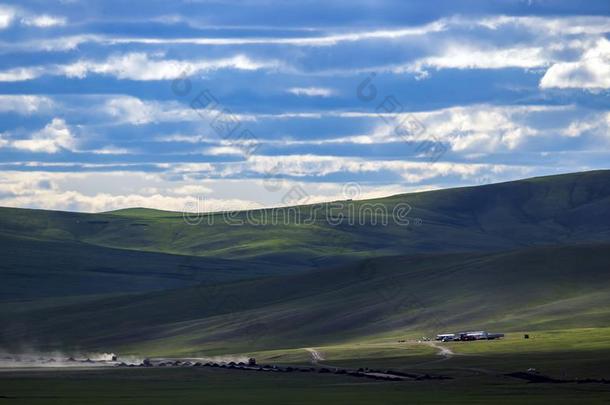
0,0 -> 609,212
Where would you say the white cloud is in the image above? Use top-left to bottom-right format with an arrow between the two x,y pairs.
419,106 -> 542,152
540,38 -> 610,89
21,14 -> 66,27
0,5 -> 66,29
100,95 -> 258,125
287,87 -> 334,97
0,171 -> 265,213
143,104 -> 581,154
6,15 -> 608,54
171,184 -> 214,196
258,105 -> 560,152
0,34 -> 99,52
61,52 -> 280,81
0,53 -> 281,82
476,16 -> 610,36
167,153 -> 526,184
12,118 -> 77,153
561,111 -> 610,139
0,95 -> 55,114
1,24 -> 444,53
402,44 -> 547,76
0,67 -> 43,82
0,169 -> 527,213
0,5 -> 15,29
89,146 -> 132,155
6,189 -> 245,213
2,15 -> 607,83
103,96 -> 156,125
0,21 -> 444,53
104,21 -> 447,47
155,134 -> 209,143
101,96 -> 213,125
203,146 -> 246,156
269,133 -> 377,146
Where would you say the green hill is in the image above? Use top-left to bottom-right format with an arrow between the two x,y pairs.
1,170 -> 610,263
1,243 -> 609,354
0,234 -> 289,301
1,170 -> 609,355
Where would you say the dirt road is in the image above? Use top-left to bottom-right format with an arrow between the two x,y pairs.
304,348 -> 325,363
425,341 -> 454,358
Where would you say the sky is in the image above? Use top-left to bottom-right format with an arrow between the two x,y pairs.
0,0 -> 609,213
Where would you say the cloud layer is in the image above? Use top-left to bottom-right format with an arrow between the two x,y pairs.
0,1 -> 608,212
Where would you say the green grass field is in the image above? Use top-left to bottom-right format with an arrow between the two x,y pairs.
1,358 -> 609,405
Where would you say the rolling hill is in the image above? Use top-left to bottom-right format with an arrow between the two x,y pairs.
0,170 -> 609,355
1,170 -> 609,264
2,242 -> 609,355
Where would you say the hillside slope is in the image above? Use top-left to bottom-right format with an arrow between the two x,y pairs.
1,170 -> 609,355
0,234 -> 289,301
2,243 -> 609,355
1,170 -> 609,265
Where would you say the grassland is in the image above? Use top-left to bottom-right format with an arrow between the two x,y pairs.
3,242 -> 608,357
1,170 -> 610,403
0,359 -> 609,405
2,330 -> 610,404
255,327 -> 610,378
1,170 -> 609,264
